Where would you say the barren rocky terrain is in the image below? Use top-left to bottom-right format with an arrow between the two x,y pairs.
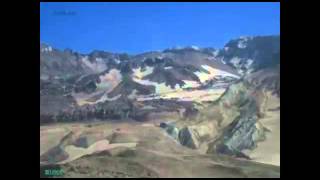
40,119 -> 279,178
40,35 -> 280,178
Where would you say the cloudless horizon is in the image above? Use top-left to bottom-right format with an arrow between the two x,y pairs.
40,2 -> 280,55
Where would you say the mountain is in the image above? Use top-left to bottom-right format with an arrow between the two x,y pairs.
40,43 -> 246,123
40,35 -> 280,176
40,36 -> 279,124
217,35 -> 280,75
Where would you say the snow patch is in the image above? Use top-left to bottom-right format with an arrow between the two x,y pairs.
113,58 -> 120,64
81,56 -> 107,73
182,80 -> 200,88
245,59 -> 254,69
230,57 -> 242,68
238,39 -> 247,48
237,36 -> 253,49
190,45 -> 200,50
194,65 -> 240,83
127,89 -> 138,100
41,46 -> 52,52
132,66 -> 154,79
96,93 -> 121,103
238,41 -> 247,48
230,57 -> 254,74
132,66 -> 180,94
213,49 -> 219,57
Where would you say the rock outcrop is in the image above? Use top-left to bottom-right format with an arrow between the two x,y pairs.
178,121 -> 218,149
207,99 -> 265,159
178,127 -> 200,149
205,65 -> 279,159
159,122 -> 180,140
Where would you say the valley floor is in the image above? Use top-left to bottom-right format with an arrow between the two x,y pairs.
40,120 -> 280,178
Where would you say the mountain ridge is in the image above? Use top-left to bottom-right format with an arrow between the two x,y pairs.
40,35 -> 279,124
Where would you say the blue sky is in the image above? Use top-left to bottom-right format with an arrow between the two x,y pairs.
40,2 -> 280,55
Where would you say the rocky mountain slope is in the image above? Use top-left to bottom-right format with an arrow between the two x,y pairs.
174,64 -> 280,165
40,35 -> 279,124
217,36 -> 280,75
40,35 -> 280,177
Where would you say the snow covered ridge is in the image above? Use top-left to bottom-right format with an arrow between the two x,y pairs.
237,36 -> 253,49
239,36 -> 254,40
41,46 -> 53,52
40,35 -> 279,79
190,45 -> 200,50
167,45 -> 218,53
217,35 -> 279,75
222,36 -> 254,49
165,45 -> 201,51
237,40 -> 247,49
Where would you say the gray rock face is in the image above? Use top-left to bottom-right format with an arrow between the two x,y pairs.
176,121 -> 218,149
166,126 -> 179,139
160,123 -> 179,140
107,75 -> 155,98
40,146 -> 69,164
206,66 -> 279,158
178,127 -> 200,149
73,133 -> 106,148
211,100 -> 265,158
